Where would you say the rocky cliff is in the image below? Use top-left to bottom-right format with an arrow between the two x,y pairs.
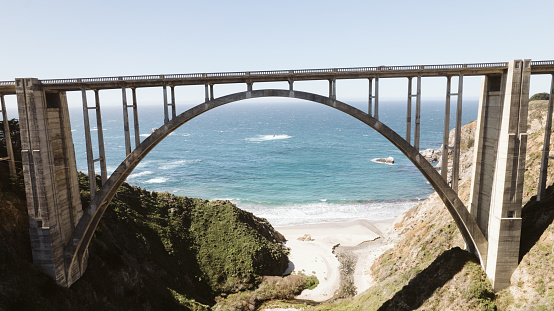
311,99 -> 554,310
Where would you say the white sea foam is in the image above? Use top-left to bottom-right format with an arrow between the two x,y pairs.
159,159 -> 201,170
238,200 -> 418,226
246,134 -> 292,142
128,170 -> 154,179
145,177 -> 168,184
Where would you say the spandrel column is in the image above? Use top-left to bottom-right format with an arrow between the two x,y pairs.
414,76 -> 421,151
94,90 -> 108,185
0,95 -> 16,175
537,73 -> 554,201
452,74 -> 463,192
81,86 -> 96,198
121,85 -> 131,156
406,77 -> 412,143
131,88 -> 140,148
441,76 -> 452,181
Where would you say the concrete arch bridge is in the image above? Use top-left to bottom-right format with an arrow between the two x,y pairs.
1,59 -> 553,291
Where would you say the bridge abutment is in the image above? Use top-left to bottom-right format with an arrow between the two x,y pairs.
470,60 -> 530,291
15,78 -> 85,287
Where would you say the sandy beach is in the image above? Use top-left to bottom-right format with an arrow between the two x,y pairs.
275,218 -> 398,301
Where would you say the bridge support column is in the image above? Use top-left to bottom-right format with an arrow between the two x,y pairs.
441,76 -> 452,180
329,79 -> 336,100
537,74 -> 554,201
470,60 -> 530,291
414,76 -> 421,150
131,88 -> 141,148
163,84 -> 169,124
452,74 -> 464,191
94,90 -> 108,184
368,78 -> 379,119
470,74 -> 504,232
15,78 -> 85,287
246,82 -> 253,98
170,86 -> 176,119
0,95 -> 16,176
406,77 -> 413,143
288,79 -> 294,97
81,87 -> 97,198
374,77 -> 379,120
121,86 -> 131,155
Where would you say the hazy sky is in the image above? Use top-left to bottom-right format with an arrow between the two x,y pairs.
2,0 -> 553,104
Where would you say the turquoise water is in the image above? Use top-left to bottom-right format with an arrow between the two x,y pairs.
69,98 -> 478,226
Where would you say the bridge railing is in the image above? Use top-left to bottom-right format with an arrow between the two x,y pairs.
531,60 -> 554,66
250,70 -> 291,75
1,61 -> 553,91
36,62 -> 510,85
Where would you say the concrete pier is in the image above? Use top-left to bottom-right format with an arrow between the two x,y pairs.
15,78 -> 85,287
470,60 -> 531,291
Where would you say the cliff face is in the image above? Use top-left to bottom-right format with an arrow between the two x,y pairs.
0,173 -> 289,311
313,100 -> 554,310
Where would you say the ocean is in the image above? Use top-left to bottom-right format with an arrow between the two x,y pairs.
69,98 -> 478,226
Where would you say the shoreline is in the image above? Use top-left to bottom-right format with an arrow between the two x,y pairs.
275,217 -> 400,301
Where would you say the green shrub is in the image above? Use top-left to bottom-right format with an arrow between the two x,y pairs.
215,275 -> 311,310
304,276 -> 319,290
530,92 -> 550,101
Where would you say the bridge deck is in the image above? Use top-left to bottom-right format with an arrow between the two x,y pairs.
1,60 -> 553,95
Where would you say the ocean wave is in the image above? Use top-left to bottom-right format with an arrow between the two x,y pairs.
237,200 -> 418,226
144,177 -> 168,184
245,134 -> 292,142
128,170 -> 154,179
159,159 -> 202,170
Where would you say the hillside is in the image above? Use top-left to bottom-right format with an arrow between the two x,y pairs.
303,99 -> 554,310
0,169 -> 312,310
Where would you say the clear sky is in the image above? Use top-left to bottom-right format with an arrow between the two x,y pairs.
1,0 -> 553,105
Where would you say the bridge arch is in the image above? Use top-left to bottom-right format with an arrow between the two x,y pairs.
65,89 -> 488,277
